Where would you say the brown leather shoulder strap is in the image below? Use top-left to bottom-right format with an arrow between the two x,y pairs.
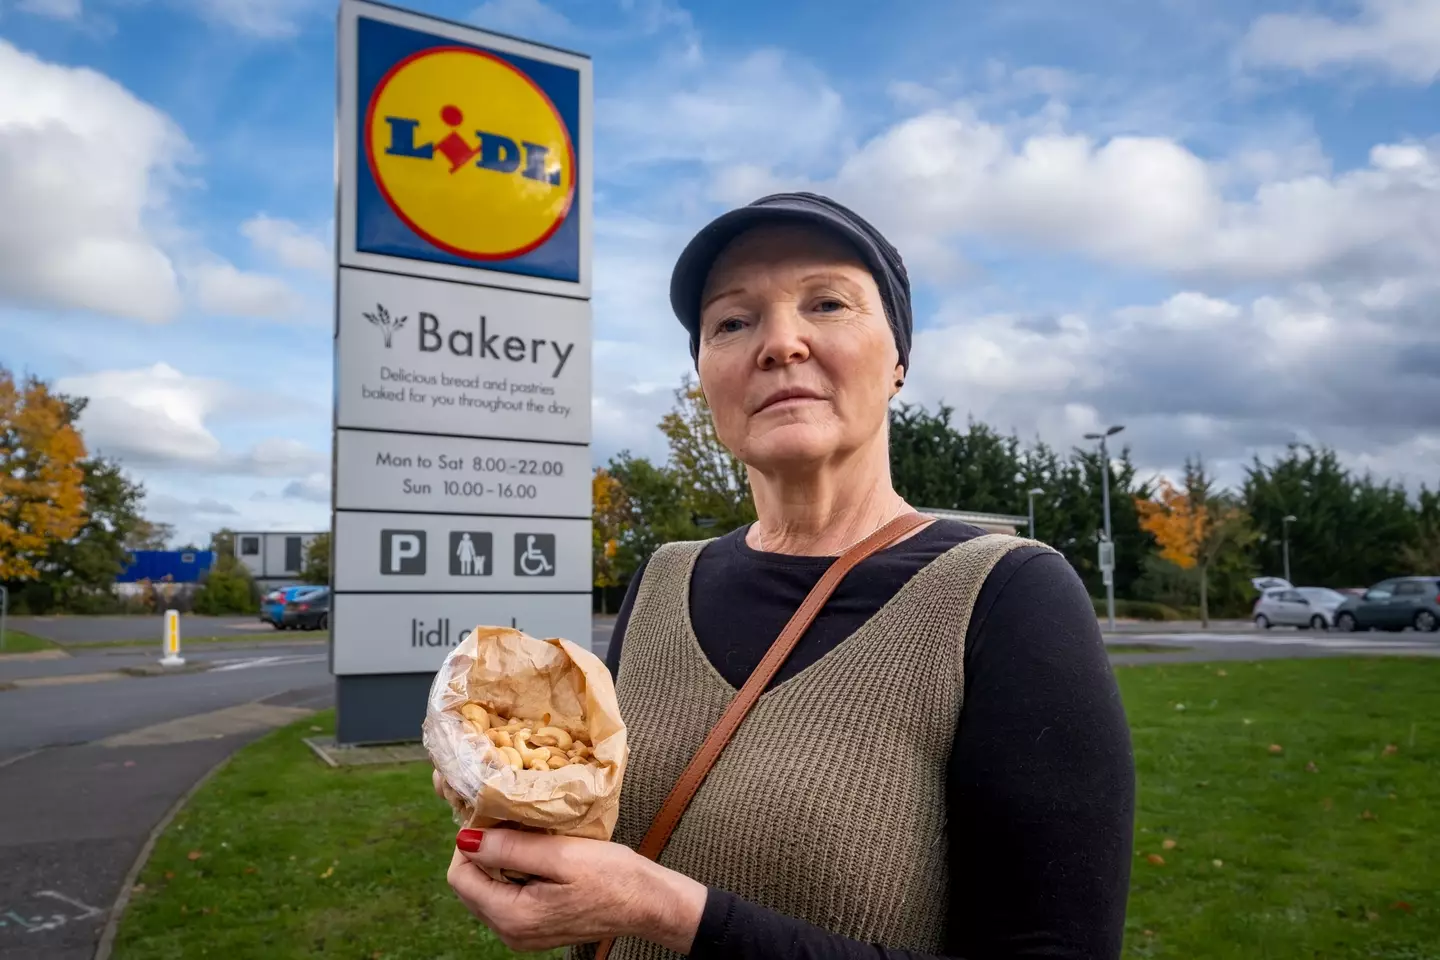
593,511 -> 933,960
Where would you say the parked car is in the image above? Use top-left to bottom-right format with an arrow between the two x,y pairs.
260,585 -> 324,629
281,586 -> 329,631
1333,577 -> 1440,633
1253,586 -> 1349,630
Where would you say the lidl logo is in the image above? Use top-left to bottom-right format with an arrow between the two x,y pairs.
354,17 -> 582,283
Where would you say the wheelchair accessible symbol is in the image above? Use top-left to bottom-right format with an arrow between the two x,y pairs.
514,533 -> 555,577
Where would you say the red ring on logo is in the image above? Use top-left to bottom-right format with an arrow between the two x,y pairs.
363,45 -> 577,262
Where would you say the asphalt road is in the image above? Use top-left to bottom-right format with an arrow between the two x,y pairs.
6,614 -> 268,646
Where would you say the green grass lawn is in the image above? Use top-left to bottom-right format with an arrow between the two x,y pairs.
0,629 -> 60,653
114,658 -> 1438,960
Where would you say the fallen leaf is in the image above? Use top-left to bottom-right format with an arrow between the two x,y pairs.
1390,901 -> 1413,913
1322,797 -> 1334,811
132,883 -> 146,894
1146,854 -> 1166,866
1360,810 -> 1377,821
1388,793 -> 1397,800
187,850 -> 203,861
1162,838 -> 1177,850
1243,718 -> 1253,725
310,726 -> 323,732
320,865 -> 334,879
1216,669 -> 1227,677
1175,703 -> 1186,711
201,907 -> 213,916
1306,761 -> 1319,773
244,866 -> 257,875
164,871 -> 175,881
1212,859 -> 1223,868
1195,780 -> 1211,788
289,855 -> 296,861
1382,744 -> 1398,756
1366,910 -> 1380,922
1268,744 -> 1284,754
1143,930 -> 1155,937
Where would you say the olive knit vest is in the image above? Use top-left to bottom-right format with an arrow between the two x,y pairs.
570,533 -> 1042,960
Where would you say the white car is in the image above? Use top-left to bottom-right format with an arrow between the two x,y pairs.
1253,586 -> 1349,630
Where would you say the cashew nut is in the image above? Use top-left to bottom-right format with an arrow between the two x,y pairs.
460,703 -> 490,728
535,726 -> 574,750
498,746 -> 523,770
547,754 -> 570,769
484,729 -> 513,748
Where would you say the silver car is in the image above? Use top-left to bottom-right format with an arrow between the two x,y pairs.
1253,587 -> 1348,630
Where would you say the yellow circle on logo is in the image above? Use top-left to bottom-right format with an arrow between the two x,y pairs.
365,46 -> 575,261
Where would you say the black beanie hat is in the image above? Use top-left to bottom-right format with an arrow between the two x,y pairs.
668,192 -> 913,372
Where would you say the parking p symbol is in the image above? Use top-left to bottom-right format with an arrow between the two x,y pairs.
380,530 -> 426,575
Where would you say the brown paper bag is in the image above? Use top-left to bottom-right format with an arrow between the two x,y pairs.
423,626 -> 627,882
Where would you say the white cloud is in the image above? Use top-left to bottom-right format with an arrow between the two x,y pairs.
815,106 -> 1440,286
146,493 -> 239,518
470,0 -> 574,38
905,281 -> 1440,491
189,0 -> 323,39
241,214 -> 329,274
0,39 -> 186,323
1242,0 -> 1440,84
282,473 -> 331,503
601,48 -> 845,173
54,363 -> 326,477
18,0 -> 82,19
187,260 -> 305,319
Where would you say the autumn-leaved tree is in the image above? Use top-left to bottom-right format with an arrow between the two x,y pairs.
659,377 -> 755,534
592,468 -> 629,611
1136,458 -> 1255,626
0,367 -> 88,581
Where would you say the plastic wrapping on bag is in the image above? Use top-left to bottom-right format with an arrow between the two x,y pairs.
423,625 -> 627,881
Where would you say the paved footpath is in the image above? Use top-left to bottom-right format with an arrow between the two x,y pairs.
0,646 -> 331,960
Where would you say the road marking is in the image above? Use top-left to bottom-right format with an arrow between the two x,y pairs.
207,654 -> 326,673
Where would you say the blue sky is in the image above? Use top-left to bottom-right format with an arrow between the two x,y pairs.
1,0 -> 1438,544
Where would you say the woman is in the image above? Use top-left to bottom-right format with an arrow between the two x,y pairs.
443,193 -> 1135,959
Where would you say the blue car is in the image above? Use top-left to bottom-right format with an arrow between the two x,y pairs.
260,585 -> 324,629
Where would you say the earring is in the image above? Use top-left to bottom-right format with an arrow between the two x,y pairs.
895,378 -> 904,388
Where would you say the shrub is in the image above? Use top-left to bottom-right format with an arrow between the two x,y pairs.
193,557 -> 258,615
1091,597 -> 1186,621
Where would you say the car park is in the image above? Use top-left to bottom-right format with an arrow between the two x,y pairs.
260,585 -> 325,629
1253,586 -> 1348,630
1332,577 -> 1440,633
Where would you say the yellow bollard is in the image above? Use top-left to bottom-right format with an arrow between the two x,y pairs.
160,608 -> 185,666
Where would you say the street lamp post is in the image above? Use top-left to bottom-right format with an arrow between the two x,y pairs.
1282,515 -> 1297,583
1084,425 -> 1126,631
1027,488 -> 1044,542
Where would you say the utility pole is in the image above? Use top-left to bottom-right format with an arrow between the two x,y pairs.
1282,515 -> 1296,583
1085,425 -> 1126,631
1027,488 -> 1044,542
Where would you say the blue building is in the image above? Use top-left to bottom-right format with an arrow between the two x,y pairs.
116,550 -> 216,584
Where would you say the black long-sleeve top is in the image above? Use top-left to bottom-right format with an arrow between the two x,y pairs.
604,519 -> 1134,960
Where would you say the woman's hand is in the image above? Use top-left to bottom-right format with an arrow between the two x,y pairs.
446,828 -> 708,954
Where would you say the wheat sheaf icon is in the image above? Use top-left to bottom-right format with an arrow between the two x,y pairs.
364,304 -> 408,348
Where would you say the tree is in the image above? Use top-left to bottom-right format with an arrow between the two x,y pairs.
209,528 -> 237,557
125,518 -> 174,552
591,468 -> 631,612
890,404 -> 1025,515
301,532 -> 331,585
194,553 -> 258,614
1244,445 -> 1420,588
1137,458 -> 1255,625
658,377 -> 755,534
36,458 -> 149,612
0,367 -> 87,581
606,452 -> 692,568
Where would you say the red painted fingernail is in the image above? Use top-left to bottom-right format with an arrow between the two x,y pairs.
456,829 -> 484,852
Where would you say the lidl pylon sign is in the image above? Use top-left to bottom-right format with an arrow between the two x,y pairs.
334,1 -> 593,744
341,3 -> 591,294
